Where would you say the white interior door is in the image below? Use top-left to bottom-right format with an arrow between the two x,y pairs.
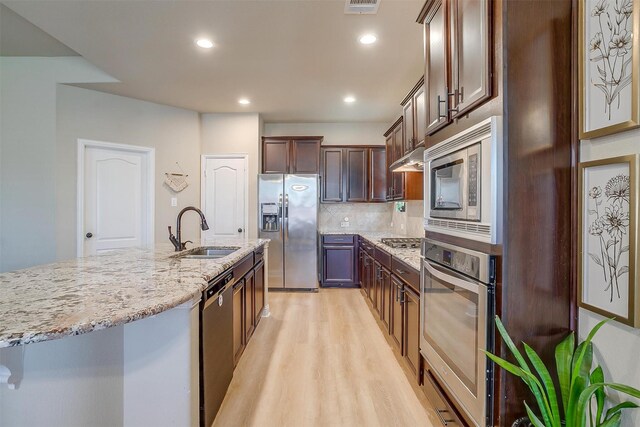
202,156 -> 247,243
82,144 -> 152,256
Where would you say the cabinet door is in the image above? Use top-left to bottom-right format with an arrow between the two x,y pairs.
369,147 -> 387,202
402,98 -> 415,154
232,280 -> 245,366
385,135 -> 395,200
262,139 -> 289,173
291,139 -> 320,174
403,286 -> 420,378
425,0 -> 450,135
383,268 -> 392,332
322,245 -> 355,286
414,85 -> 426,147
371,261 -> 382,313
321,148 -> 343,202
244,271 -> 255,341
390,276 -> 404,352
345,148 -> 367,202
364,253 -> 373,300
392,125 -> 405,200
254,262 -> 264,326
450,0 -> 490,117
358,249 -> 366,293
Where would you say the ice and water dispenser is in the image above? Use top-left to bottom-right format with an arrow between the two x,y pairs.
260,203 -> 279,232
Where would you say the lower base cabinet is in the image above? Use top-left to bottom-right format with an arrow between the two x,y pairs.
403,286 -> 420,377
321,235 -> 357,287
232,251 -> 266,368
390,276 -> 404,351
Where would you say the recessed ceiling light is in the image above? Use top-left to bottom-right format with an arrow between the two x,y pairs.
344,96 -> 356,103
359,34 -> 377,45
238,98 -> 251,105
195,38 -> 214,49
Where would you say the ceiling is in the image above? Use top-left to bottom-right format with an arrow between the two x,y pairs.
1,0 -> 425,123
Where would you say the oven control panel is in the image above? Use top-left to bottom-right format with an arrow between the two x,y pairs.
422,239 -> 493,283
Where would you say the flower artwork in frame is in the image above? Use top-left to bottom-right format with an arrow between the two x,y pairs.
579,155 -> 638,327
579,0 -> 640,139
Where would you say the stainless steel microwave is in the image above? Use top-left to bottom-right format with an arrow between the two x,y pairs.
429,143 -> 481,222
424,116 -> 502,244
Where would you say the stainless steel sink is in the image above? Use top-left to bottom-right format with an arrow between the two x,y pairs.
176,246 -> 240,259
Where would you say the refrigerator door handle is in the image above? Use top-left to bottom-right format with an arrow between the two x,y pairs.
284,193 -> 289,239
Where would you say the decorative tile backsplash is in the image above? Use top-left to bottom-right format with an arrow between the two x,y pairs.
390,200 -> 424,237
319,200 -> 424,237
319,203 -> 393,231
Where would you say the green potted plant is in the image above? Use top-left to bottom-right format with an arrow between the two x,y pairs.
486,316 -> 640,427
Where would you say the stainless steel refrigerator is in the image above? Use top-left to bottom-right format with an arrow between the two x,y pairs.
258,174 -> 318,290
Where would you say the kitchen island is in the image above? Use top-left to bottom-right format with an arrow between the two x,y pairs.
0,239 -> 268,427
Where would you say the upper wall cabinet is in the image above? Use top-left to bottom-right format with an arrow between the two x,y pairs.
262,136 -> 323,174
401,78 -> 427,153
320,146 -> 386,203
420,0 -> 491,136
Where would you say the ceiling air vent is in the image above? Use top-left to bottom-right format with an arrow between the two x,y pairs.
344,0 -> 380,14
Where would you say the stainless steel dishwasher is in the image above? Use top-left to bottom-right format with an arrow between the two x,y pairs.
200,271 -> 234,427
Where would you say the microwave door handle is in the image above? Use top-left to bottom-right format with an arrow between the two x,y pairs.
424,261 -> 481,294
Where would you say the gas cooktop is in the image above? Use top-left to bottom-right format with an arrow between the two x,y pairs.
380,238 -> 422,249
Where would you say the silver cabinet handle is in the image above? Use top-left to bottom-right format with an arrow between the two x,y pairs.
435,408 -> 455,426
436,94 -> 447,119
448,88 -> 459,114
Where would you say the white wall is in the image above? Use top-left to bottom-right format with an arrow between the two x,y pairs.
56,85 -> 201,260
579,129 -> 640,426
263,122 -> 388,146
0,57 -> 116,272
200,113 -> 261,238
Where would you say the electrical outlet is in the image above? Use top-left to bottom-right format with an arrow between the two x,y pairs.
340,221 -> 350,228
171,197 -> 177,207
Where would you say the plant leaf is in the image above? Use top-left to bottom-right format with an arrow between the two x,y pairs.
577,383 -> 640,426
620,245 -> 629,254
567,375 -> 588,427
601,412 -> 622,427
556,332 -> 575,415
525,401 -> 547,427
525,343 -> 561,427
589,253 -> 604,267
604,401 -> 639,421
590,366 -> 605,424
606,239 -> 616,249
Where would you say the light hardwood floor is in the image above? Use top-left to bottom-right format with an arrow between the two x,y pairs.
214,288 -> 437,427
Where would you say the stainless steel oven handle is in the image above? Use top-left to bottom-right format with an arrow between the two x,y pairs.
424,261 -> 481,294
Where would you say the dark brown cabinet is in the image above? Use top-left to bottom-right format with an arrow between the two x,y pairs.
320,146 -> 386,203
321,234 -> 357,287
403,286 -> 420,378
262,136 -> 322,174
390,275 -> 404,352
232,279 -> 245,367
421,0 -> 491,136
244,270 -> 255,341
383,119 -> 422,202
232,249 -> 266,368
401,78 -> 426,153
254,261 -> 264,327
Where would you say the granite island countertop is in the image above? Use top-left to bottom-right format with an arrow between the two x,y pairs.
0,239 -> 268,348
319,229 -> 422,271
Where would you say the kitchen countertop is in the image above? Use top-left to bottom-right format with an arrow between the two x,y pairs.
319,229 -> 422,271
0,239 -> 268,348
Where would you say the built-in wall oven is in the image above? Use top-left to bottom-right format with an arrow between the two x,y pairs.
420,238 -> 495,427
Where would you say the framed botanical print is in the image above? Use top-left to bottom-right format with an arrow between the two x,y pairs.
579,0 -> 640,139
579,155 -> 638,327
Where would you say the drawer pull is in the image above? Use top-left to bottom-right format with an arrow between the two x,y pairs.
435,408 -> 455,426
396,269 -> 407,275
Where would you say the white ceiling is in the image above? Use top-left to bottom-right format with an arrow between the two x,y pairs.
2,0 -> 425,123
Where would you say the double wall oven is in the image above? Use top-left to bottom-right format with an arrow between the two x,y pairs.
420,239 -> 496,427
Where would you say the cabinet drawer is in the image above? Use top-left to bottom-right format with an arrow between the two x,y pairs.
361,240 -> 375,255
374,247 -> 392,270
422,370 -> 465,427
254,246 -> 265,264
391,258 -> 420,293
234,253 -> 254,281
322,234 -> 355,245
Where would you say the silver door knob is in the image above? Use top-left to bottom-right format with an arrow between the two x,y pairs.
86,232 -> 93,238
